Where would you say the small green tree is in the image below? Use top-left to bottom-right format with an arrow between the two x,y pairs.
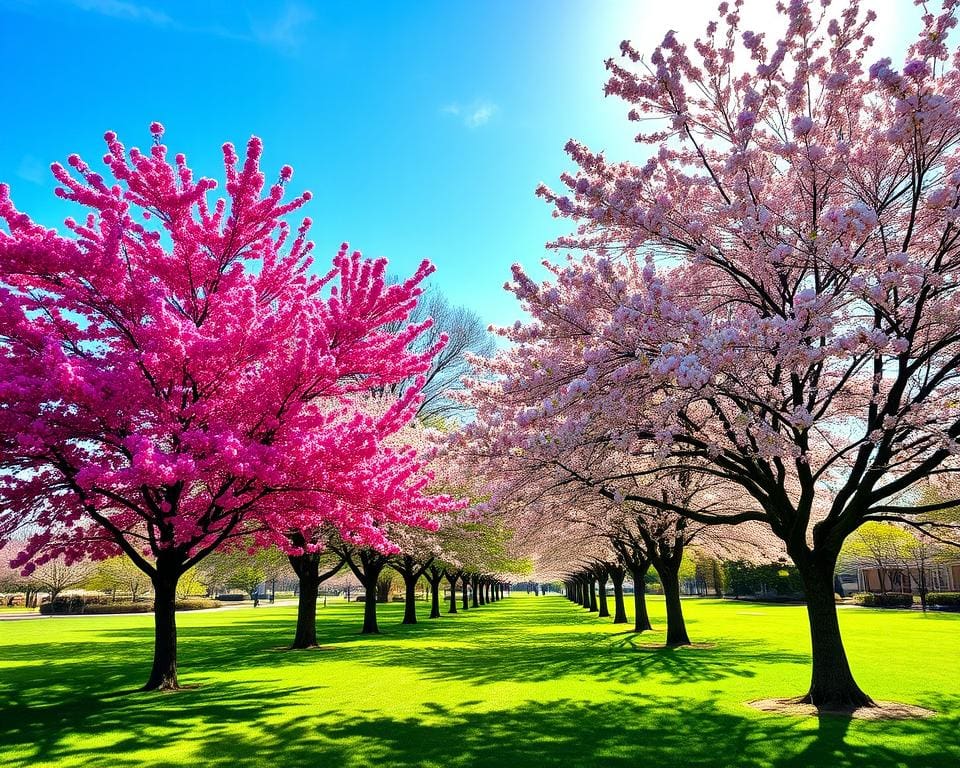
840,523 -> 917,595
88,557 -> 150,602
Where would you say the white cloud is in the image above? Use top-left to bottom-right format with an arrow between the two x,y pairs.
69,0 -> 172,26
63,0 -> 313,55
16,155 -> 45,185
249,2 -> 313,53
442,99 -> 498,129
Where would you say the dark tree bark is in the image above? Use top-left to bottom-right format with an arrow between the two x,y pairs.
627,563 -> 653,632
391,554 -> 432,625
402,572 -> 418,623
471,574 -> 480,608
477,577 -> 486,606
343,549 -> 389,634
794,550 -> 873,708
596,567 -> 610,618
288,551 -> 344,649
445,569 -> 460,614
461,574 -> 470,610
587,578 -> 598,612
375,575 -> 392,604
657,558 -> 691,646
608,564 -> 628,624
144,560 -> 180,691
426,564 -> 445,619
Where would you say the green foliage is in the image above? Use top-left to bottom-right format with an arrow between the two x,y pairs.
852,592 -> 915,608
840,523 -> 918,570
86,556 -> 151,601
678,552 -> 697,583
722,560 -> 803,596
928,592 -> 960,608
200,546 -> 290,597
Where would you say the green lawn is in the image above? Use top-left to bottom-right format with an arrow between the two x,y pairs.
1,594 -> 957,768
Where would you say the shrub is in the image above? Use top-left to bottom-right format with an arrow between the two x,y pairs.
80,603 -> 151,614
721,560 -> 804,597
215,593 -> 247,601
39,595 -> 110,614
852,592 -> 914,608
40,598 -> 222,614
176,599 -> 221,611
927,592 -> 960,608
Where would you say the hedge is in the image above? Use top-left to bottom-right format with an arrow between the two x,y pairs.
722,560 -> 804,597
40,598 -> 221,615
927,592 -> 960,608
852,592 -> 914,608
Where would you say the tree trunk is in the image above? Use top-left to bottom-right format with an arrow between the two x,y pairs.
658,561 -> 691,647
796,554 -> 874,708
461,576 -> 470,610
362,588 -> 379,634
360,561 -> 386,634
597,572 -> 610,618
588,578 -> 598,612
610,569 -> 628,624
402,573 -> 418,625
446,573 -> 459,614
290,554 -> 320,648
478,579 -> 486,606
144,566 -> 180,691
376,576 -> 391,604
629,564 -> 653,632
471,575 -> 480,608
429,578 -> 442,619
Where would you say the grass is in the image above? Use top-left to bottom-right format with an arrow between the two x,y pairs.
0,594 -> 958,768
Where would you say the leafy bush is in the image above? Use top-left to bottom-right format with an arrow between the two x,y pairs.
41,597 -> 222,614
215,593 -> 247,601
927,592 -> 960,608
80,603 -> 151,614
176,599 -> 221,611
39,595 -> 110,614
852,592 -> 914,608
722,560 -> 804,596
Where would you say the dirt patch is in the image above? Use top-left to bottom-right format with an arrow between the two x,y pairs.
747,698 -> 937,720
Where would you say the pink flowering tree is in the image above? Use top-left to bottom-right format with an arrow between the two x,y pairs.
0,126 -> 447,690
279,398 -> 460,647
507,0 -> 960,708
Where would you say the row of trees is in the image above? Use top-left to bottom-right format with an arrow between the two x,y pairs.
284,515 -> 526,645
0,126 -> 493,689
460,0 -> 960,710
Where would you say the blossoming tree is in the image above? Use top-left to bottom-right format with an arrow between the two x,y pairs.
520,0 -> 960,708
0,126 -> 448,689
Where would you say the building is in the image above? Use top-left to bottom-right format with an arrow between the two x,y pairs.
856,561 -> 960,594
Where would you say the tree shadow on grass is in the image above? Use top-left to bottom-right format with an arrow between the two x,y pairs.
2,599 -> 958,768
95,695 -> 960,768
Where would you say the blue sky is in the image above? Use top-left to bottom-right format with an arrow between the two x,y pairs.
1,0 -> 915,330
